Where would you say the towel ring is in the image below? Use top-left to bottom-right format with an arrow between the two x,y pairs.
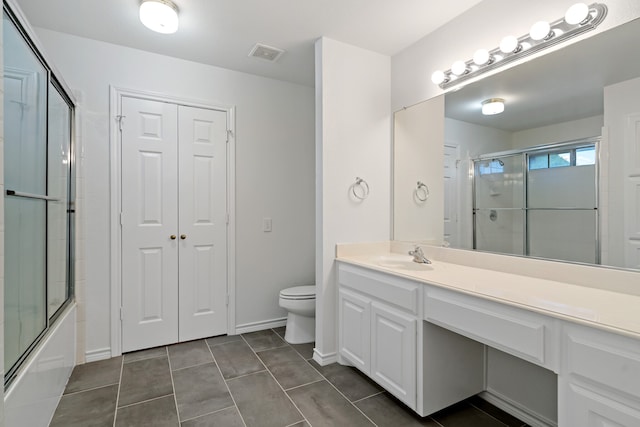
352,177 -> 370,200
416,181 -> 429,202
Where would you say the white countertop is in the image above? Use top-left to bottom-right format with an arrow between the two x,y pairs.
336,249 -> 640,340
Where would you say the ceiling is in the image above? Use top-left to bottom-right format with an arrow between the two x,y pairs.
445,17 -> 640,132
13,0 -> 483,87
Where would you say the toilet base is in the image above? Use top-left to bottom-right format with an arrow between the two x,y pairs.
284,312 -> 315,344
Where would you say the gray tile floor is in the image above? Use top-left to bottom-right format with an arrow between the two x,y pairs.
50,327 -> 529,427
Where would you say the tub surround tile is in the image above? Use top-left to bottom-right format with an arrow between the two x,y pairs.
64,356 -> 122,394
172,362 -> 234,421
50,384 -> 118,427
287,380 -> 374,427
118,356 -> 173,407
209,340 -> 265,379
115,395 -> 178,427
257,346 -> 321,390
242,329 -> 287,352
227,371 -> 304,427
169,340 -> 214,371
309,360 -> 383,402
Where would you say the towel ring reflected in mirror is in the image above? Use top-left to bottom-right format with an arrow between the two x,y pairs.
415,181 -> 429,202
351,177 -> 370,200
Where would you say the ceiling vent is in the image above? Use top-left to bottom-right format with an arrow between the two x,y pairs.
248,43 -> 285,62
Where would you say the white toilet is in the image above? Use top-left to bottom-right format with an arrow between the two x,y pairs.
278,285 -> 316,344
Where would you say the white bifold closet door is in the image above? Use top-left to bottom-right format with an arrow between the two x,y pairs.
121,96 -> 227,353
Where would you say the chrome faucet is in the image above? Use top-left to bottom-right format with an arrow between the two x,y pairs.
408,246 -> 432,264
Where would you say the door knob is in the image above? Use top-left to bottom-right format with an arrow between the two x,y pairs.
170,235 -> 177,240
180,234 -> 187,240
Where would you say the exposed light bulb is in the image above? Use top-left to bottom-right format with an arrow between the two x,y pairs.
565,3 -> 590,25
140,0 -> 179,34
499,35 -> 519,54
481,98 -> 505,116
451,60 -> 468,76
431,70 -> 446,85
473,49 -> 492,66
530,21 -> 552,41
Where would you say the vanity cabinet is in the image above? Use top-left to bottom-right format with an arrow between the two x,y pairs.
559,324 -> 640,426
338,264 -> 419,409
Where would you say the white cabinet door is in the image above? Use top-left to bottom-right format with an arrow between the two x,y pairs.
121,97 -> 179,352
338,288 -> 371,374
563,382 -> 640,427
177,106 -> 228,341
371,302 -> 416,408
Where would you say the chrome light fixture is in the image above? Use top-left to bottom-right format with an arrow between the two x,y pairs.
431,3 -> 607,90
139,0 -> 179,34
481,98 -> 505,116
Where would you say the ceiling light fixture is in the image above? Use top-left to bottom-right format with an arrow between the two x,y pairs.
431,3 -> 606,90
481,98 -> 505,116
139,0 -> 179,34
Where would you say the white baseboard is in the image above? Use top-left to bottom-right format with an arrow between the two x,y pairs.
85,348 -> 112,363
480,389 -> 557,427
235,317 -> 287,334
313,349 -> 338,366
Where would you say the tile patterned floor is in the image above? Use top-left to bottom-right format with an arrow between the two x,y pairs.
50,327 -> 530,427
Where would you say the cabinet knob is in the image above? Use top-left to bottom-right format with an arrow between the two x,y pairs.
170,235 -> 177,240
180,234 -> 187,240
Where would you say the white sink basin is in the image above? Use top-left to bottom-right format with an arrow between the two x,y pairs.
374,255 -> 433,271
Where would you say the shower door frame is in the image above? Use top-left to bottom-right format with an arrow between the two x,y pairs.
472,137 -> 601,264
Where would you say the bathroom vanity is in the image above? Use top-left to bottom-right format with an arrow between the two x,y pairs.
336,242 -> 640,427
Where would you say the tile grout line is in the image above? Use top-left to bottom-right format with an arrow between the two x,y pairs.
304,355 -> 379,427
351,390 -> 386,404
224,368 -> 269,382
179,404 -> 237,424
112,356 -> 125,427
205,339 -> 249,427
283,378 -> 325,393
116,392 -> 176,410
166,346 -> 182,425
241,331 -> 311,427
62,382 -> 121,397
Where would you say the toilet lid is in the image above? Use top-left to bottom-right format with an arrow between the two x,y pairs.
280,285 -> 316,299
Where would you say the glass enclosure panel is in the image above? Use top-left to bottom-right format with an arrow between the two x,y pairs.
475,209 -> 525,256
3,13 -> 47,196
528,210 -> 597,264
528,164 -> 596,209
474,155 -> 524,209
3,11 -> 49,375
4,198 -> 47,373
47,86 -> 72,317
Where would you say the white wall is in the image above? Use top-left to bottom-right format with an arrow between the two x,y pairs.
315,38 -> 390,363
511,115 -> 603,149
34,29 -> 315,357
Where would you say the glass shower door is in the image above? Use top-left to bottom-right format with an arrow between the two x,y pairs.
473,155 -> 525,256
3,11 -> 49,374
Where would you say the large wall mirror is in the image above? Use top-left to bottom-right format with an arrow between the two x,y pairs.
393,16 -> 640,272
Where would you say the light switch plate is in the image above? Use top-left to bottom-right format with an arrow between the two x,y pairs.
263,217 -> 272,232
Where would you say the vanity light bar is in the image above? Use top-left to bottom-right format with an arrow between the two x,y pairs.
432,3 -> 607,90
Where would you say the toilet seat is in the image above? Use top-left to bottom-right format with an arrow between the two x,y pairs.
279,285 -> 316,300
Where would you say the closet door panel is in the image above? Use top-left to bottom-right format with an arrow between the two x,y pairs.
121,97 -> 179,352
178,105 -> 228,341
